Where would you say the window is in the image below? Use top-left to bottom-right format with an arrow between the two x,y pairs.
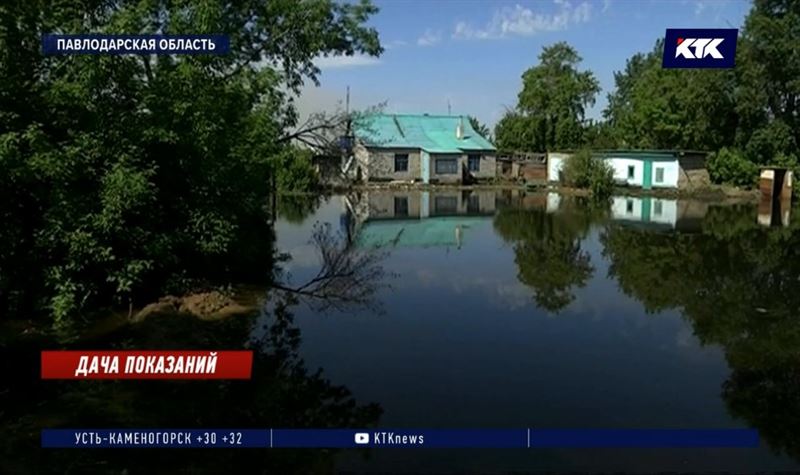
627,165 -> 635,180
435,157 -> 458,174
434,196 -> 458,214
394,153 -> 408,172
626,199 -> 634,214
655,167 -> 664,183
394,196 -> 409,217
468,154 -> 481,172
654,200 -> 663,216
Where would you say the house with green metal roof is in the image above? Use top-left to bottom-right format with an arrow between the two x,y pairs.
352,114 -> 497,184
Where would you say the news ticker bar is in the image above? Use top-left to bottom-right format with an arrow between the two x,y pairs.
42,429 -> 759,449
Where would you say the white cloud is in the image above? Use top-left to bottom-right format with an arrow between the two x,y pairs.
313,53 -> 381,69
452,0 -> 593,40
695,0 -> 707,16
417,29 -> 442,46
602,0 -> 612,13
385,40 -> 408,50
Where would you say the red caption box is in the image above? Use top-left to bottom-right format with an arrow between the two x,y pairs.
41,350 -> 253,380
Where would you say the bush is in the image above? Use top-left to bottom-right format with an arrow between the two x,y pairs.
561,149 -> 615,199
270,148 -> 319,192
707,147 -> 759,188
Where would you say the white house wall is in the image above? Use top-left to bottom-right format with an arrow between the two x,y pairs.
651,161 -> 680,188
548,152 -> 680,189
608,158 -> 645,187
546,152 -> 570,182
607,157 -> 680,188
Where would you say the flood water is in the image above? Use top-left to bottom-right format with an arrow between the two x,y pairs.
275,190 -> 800,473
4,189 -> 800,474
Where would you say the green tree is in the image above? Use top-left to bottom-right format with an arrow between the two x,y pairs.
468,115 -> 492,141
560,149 -> 615,200
495,42 -> 599,152
270,147 -> 319,192
583,120 -> 618,149
707,147 -> 760,187
494,111 -> 534,152
735,0 -> 800,160
603,40 -> 737,150
0,0 -> 382,325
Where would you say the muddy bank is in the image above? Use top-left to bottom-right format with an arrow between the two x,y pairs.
132,290 -> 262,322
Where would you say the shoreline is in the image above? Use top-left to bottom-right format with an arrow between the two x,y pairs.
312,182 -> 762,203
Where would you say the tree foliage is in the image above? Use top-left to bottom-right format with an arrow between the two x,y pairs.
560,149 -> 615,199
735,0 -> 800,157
603,40 -> 738,151
495,42 -> 599,152
270,147 -> 319,192
0,0 -> 381,324
468,115 -> 492,141
707,147 -> 760,188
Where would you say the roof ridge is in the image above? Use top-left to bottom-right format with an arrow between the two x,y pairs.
369,113 -> 465,118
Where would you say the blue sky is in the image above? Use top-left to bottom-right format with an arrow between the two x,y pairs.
299,0 -> 750,128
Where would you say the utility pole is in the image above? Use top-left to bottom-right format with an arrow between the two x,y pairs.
447,99 -> 451,115
345,86 -> 353,153
341,86 -> 355,181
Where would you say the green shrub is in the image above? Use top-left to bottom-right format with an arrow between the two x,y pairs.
708,147 -> 759,188
561,149 -> 614,199
270,148 -> 319,192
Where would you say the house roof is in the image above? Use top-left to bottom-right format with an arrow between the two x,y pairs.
354,114 -> 496,153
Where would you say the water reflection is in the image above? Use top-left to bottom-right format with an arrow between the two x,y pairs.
494,196 -> 603,312
1,214 -> 387,474
276,193 -> 326,224
272,222 -> 389,313
294,190 -> 800,472
4,189 -> 800,473
343,190 -> 496,250
602,202 -> 800,461
1,297 -> 382,473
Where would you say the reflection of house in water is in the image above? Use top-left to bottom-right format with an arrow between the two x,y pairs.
757,167 -> 792,227
342,190 -> 496,249
611,196 -> 678,228
546,193 -> 708,232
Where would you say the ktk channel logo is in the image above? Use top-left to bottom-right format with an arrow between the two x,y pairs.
354,432 -> 370,445
662,28 -> 738,69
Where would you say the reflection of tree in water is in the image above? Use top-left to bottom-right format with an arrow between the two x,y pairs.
493,198 -> 605,312
601,204 -> 800,462
2,300 -> 381,474
277,194 -> 325,224
0,223 -> 388,474
273,222 -> 389,313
